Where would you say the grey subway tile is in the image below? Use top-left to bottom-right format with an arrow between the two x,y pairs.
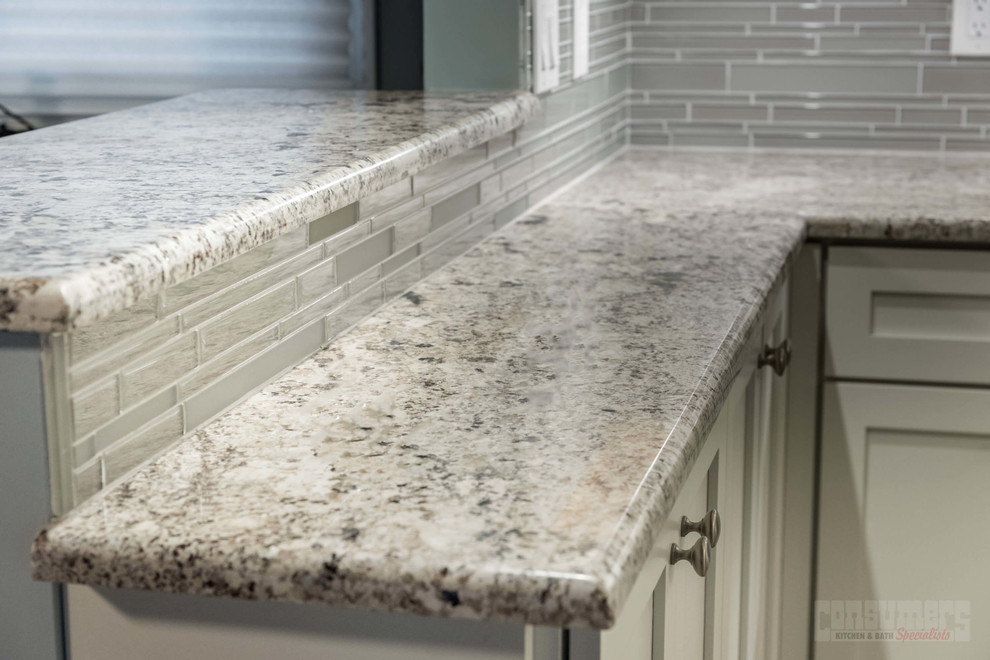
422,218 -> 496,276
393,208 -> 433,252
671,132 -> 750,148
901,107 -> 963,124
946,138 -> 990,151
385,258 -> 425,299
632,63 -> 727,90
73,459 -> 102,504
179,243 -> 322,329
422,162 -> 495,207
632,35 -> 816,50
160,227 -> 307,317
179,325 -> 279,398
753,132 -> 941,150
327,282 -> 385,341
103,408 -> 183,485
649,5 -> 771,22
323,219 -> 372,258
630,132 -> 672,146
773,105 -> 897,124
73,434 -> 95,468
70,297 -> 158,366
630,103 -> 688,120
930,37 -> 950,51
421,214 -> 475,255
501,156 -> 536,189
923,67 -> 990,94
730,63 -> 918,94
412,145 -> 487,194
347,265 -> 383,298
840,5 -> 949,23
480,173 -> 502,204
968,109 -> 990,124
70,314 -> 181,392
382,245 -> 420,276
198,282 -> 296,362
296,257 -> 336,305
487,133 -> 514,158
431,184 -> 481,229
184,319 -> 325,431
309,203 -> 358,244
775,6 -> 836,22
72,377 -> 119,439
368,196 -> 426,233
494,195 -> 532,229
359,177 -> 413,219
819,35 -> 929,51
279,285 -> 346,338
693,103 -> 769,121
120,332 -> 197,409
92,386 -> 176,455
336,228 -> 394,282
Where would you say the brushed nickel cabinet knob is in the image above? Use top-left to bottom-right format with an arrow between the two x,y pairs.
680,509 -> 721,548
670,536 -> 711,578
758,339 -> 791,376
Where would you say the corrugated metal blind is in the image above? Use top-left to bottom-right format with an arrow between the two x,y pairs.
0,0 -> 358,123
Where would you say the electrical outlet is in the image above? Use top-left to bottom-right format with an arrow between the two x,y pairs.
952,0 -> 990,56
573,0 -> 590,79
533,0 -> 560,94
969,0 -> 989,36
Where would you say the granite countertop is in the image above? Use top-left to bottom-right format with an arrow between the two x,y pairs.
0,89 -> 540,332
32,150 -> 990,630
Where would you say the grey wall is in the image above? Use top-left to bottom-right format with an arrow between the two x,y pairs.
424,0 -> 522,90
629,0 -> 990,151
0,333 -> 64,660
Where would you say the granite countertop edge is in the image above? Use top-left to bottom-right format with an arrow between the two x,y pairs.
29,149 -> 990,631
1,91 -> 541,333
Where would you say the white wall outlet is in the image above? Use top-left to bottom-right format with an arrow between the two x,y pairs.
533,0 -> 560,94
573,0 -> 590,79
952,0 -> 990,56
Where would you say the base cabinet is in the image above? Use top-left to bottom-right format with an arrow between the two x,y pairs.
816,382 -> 990,660
816,245 -> 990,660
62,279 -> 794,660
588,278 -> 791,660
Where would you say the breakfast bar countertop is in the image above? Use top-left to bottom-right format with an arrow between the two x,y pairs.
0,89 -> 540,332
32,150 -> 990,630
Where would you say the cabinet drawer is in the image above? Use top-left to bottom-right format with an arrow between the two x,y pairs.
826,246 -> 990,385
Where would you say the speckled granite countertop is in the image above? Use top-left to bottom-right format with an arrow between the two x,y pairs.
32,150 -> 990,629
0,89 -> 539,332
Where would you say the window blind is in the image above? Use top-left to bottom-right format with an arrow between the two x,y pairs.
0,0 -> 362,124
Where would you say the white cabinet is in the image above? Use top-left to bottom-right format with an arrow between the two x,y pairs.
816,382 -> 990,659
826,247 -> 990,385
588,277 -> 791,660
817,245 -> 990,660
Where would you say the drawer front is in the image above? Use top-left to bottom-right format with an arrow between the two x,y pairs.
826,246 -> 990,385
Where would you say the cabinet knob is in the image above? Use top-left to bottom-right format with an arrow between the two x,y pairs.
758,339 -> 791,376
670,537 -> 711,578
680,509 -> 721,547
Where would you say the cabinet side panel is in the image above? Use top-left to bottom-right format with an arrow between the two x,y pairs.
67,585 -> 524,660
0,332 -> 64,660
780,244 -> 820,660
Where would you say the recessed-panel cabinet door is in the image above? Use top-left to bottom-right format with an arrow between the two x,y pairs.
657,464 -> 709,660
817,382 -> 990,660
